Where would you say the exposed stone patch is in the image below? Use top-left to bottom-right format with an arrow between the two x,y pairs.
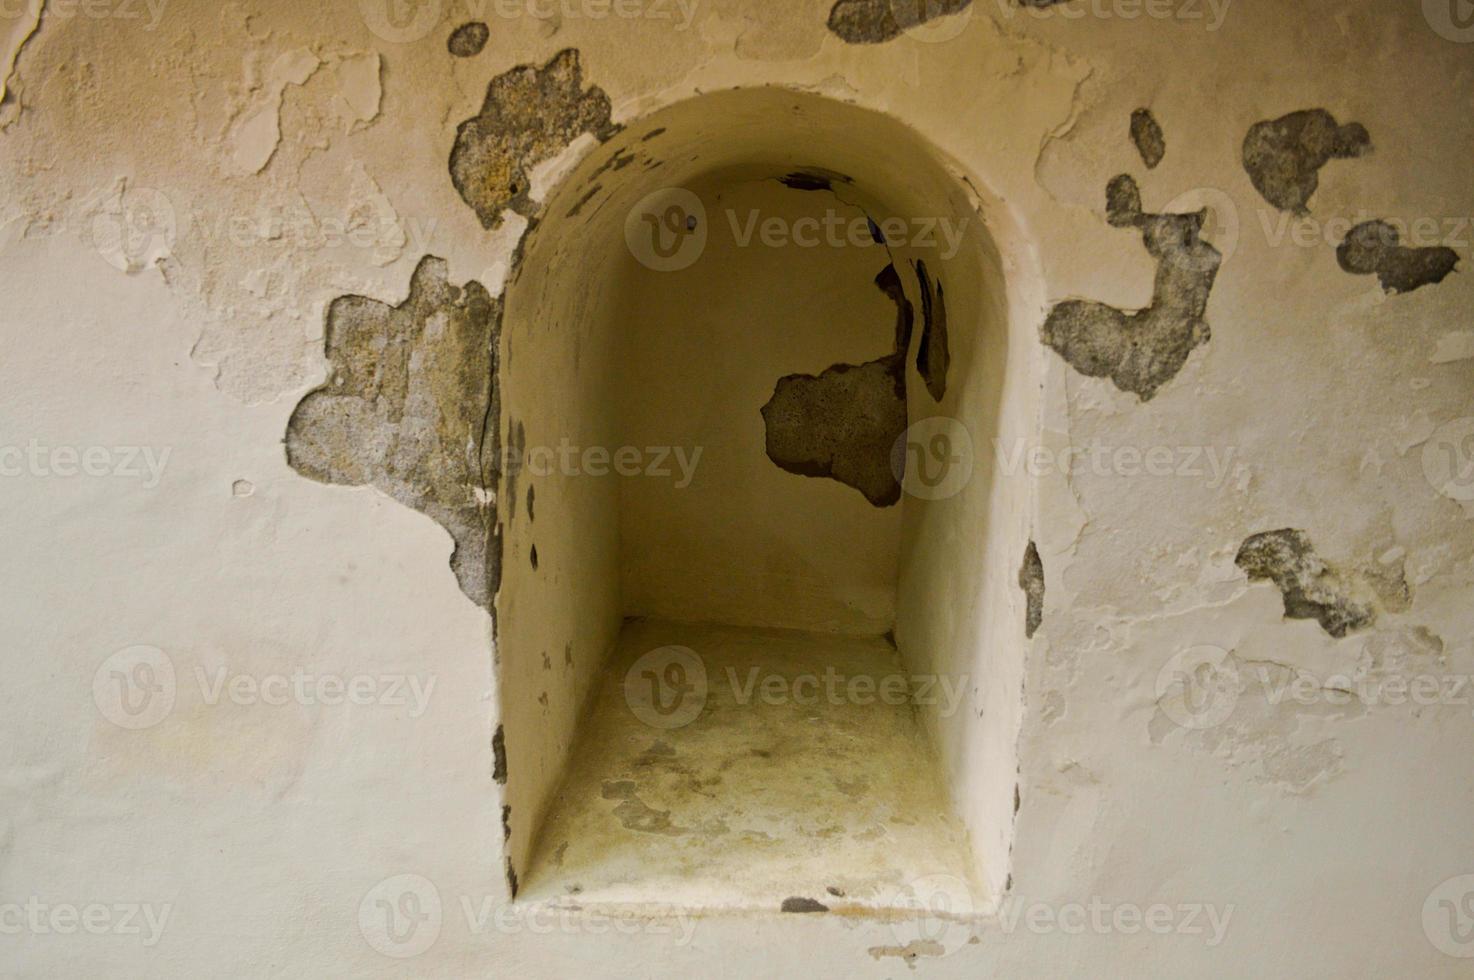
1041,175 -> 1221,400
780,897 -> 829,913
914,259 -> 950,402
493,724 -> 508,783
284,256 -> 502,608
1235,529 -> 1377,638
450,49 -> 620,230
1020,541 -> 1044,638
448,22 -> 490,57
1336,220 -> 1460,294
1130,108 -> 1165,169
1242,109 -> 1371,214
826,0 -> 972,44
761,265 -> 914,507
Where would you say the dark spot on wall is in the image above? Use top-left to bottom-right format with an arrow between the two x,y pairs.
566,183 -> 602,218
526,485 -> 535,522
1130,108 -> 1165,169
1014,783 -> 1021,814
1242,109 -> 1371,214
779,168 -> 853,192
914,259 -> 950,402
505,858 -> 519,898
493,724 -> 508,783
530,544 -> 539,570
781,897 -> 829,913
827,886 -> 845,897
447,21 -> 489,57
1041,174 -> 1220,400
761,264 -> 914,507
641,127 -> 666,141
826,0 -> 972,44
284,256 -> 502,608
1019,541 -> 1044,638
1336,220 -> 1459,294
504,419 -> 526,523
1236,529 -> 1377,638
450,49 -> 621,230
564,642 -> 573,667
502,804 -> 512,840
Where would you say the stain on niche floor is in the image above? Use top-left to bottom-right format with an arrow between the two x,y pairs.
517,620 -> 978,912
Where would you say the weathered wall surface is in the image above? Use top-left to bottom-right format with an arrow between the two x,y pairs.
2,0 -> 1472,976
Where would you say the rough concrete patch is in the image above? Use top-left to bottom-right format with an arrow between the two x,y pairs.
780,896 -> 829,913
760,265 -> 914,507
1019,541 -> 1044,638
1242,109 -> 1371,214
448,22 -> 490,57
1336,220 -> 1460,294
284,256 -> 502,608
450,49 -> 620,230
914,259 -> 950,402
826,0 -> 972,44
1130,108 -> 1165,169
1041,175 -> 1220,400
1236,529 -> 1377,638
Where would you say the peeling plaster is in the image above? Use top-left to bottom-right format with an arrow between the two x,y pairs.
284,256 -> 502,609
0,0 -> 44,129
450,49 -> 620,230
761,264 -> 914,507
1242,109 -> 1371,214
826,0 -> 972,44
1235,530 -> 1377,638
1336,220 -> 1460,294
1040,174 -> 1221,400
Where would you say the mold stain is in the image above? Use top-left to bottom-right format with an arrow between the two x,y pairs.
447,21 -> 489,57
1130,108 -> 1165,169
780,896 -> 829,913
1236,529 -> 1377,638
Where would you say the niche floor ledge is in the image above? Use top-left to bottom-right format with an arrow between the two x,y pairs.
519,619 -> 982,914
